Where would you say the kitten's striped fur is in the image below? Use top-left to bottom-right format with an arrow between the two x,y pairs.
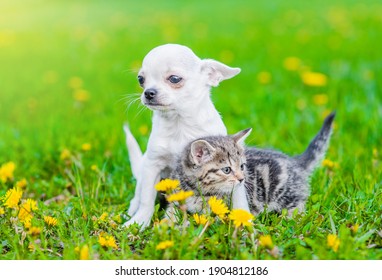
169,112 -> 335,216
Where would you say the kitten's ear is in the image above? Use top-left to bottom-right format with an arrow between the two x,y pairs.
201,59 -> 241,87
232,128 -> 252,146
190,140 -> 216,165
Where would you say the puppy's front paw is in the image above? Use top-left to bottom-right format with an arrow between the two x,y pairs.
127,197 -> 140,216
123,210 -> 152,229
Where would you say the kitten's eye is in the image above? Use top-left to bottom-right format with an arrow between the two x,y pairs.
221,167 -> 232,174
240,163 -> 246,171
137,75 -> 145,86
168,75 -> 182,84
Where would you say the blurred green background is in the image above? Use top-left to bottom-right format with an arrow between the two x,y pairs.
1,0 -> 381,203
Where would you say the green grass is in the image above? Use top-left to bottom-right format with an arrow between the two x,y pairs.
0,0 -> 381,260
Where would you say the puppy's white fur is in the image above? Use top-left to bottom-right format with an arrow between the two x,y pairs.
124,44 -> 249,227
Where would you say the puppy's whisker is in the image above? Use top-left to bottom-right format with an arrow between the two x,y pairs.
123,98 -> 142,115
123,68 -> 141,75
122,95 -> 141,105
127,97 -> 141,107
134,104 -> 148,119
118,94 -> 142,115
125,98 -> 142,113
116,93 -> 141,104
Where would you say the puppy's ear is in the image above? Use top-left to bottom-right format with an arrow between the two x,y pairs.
201,59 -> 241,87
190,140 -> 216,165
232,128 -> 252,146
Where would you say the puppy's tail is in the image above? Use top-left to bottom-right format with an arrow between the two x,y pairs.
123,123 -> 143,179
295,112 -> 336,174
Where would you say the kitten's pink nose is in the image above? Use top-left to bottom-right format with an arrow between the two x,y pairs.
236,173 -> 244,183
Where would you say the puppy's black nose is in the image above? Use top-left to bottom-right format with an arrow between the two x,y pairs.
144,89 -> 157,100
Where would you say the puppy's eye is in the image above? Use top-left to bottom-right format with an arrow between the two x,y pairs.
221,167 -> 232,174
137,75 -> 145,86
168,75 -> 182,84
240,163 -> 246,171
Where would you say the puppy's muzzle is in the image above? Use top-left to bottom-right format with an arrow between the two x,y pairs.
144,88 -> 157,101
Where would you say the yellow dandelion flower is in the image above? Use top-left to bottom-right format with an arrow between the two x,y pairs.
15,178 -> 28,189
259,235 -> 274,249
156,240 -> 174,250
60,149 -> 71,160
327,234 -> 340,252
23,217 -> 32,229
257,71 -> 272,85
193,213 -> 209,226
99,212 -> 108,221
166,190 -> 194,202
73,89 -> 90,102
98,234 -> 108,247
313,94 -> 329,106
80,245 -> 89,260
301,71 -> 328,87
229,209 -> 255,228
373,148 -> 378,158
68,76 -> 83,89
98,233 -> 118,249
0,207 -> 5,215
81,143 -> 92,151
322,159 -> 338,169
91,164 -> 98,171
155,179 -> 180,192
283,57 -> 302,71
29,226 -> 41,236
18,199 -> 38,222
44,216 -> 58,226
28,243 -> 35,252
138,125 -> 149,135
351,224 -> 359,234
208,196 -> 229,219
0,161 -> 16,183
2,187 -> 22,209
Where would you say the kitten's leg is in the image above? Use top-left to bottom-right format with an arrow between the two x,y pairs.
232,183 -> 250,211
124,159 -> 161,228
287,203 -> 305,218
165,203 -> 177,223
123,124 -> 143,179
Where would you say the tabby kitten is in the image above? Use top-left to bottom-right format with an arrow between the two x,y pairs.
168,112 -> 335,216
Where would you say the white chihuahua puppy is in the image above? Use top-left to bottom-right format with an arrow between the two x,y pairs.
124,44 -> 249,227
